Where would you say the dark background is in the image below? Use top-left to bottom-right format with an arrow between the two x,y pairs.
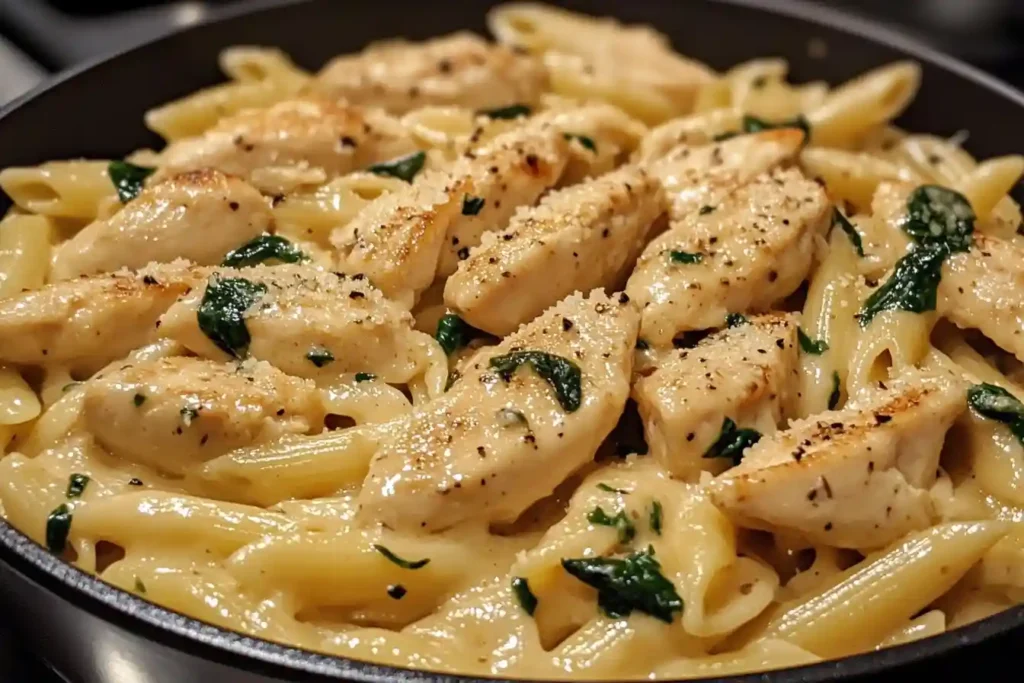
0,0 -> 1020,680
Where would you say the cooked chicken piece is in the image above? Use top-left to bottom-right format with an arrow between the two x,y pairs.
158,264 -> 435,384
633,313 -> 800,479
627,167 -> 830,345
83,357 -> 324,475
156,98 -> 418,194
332,170 -> 471,306
870,182 -> 1024,361
312,32 -> 547,114
50,170 -> 271,280
941,234 -> 1024,362
0,260 -> 200,373
489,3 -> 716,123
645,129 -> 805,219
633,108 -> 744,163
708,368 -> 967,549
437,124 -> 569,277
445,165 -> 665,336
529,102 -> 647,184
359,290 -> 638,532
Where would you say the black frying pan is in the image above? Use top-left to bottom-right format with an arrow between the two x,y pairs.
0,1 -> 1020,681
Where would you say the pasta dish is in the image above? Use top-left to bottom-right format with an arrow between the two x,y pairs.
1,3 -> 1023,678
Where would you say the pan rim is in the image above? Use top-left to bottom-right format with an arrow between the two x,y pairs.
0,0 -> 1022,680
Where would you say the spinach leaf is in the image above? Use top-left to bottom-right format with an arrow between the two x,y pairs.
66,473 -> 90,499
902,185 -> 975,253
669,250 -> 702,264
860,184 -> 975,328
967,383 -> 1024,446
587,506 -> 636,544
489,351 -> 582,412
367,151 -> 426,182
832,208 -> 864,257
703,417 -> 761,466
134,577 -> 147,595
478,104 -> 532,120
649,500 -> 663,535
798,328 -> 829,355
563,133 -> 597,152
857,244 -> 946,327
435,313 -> 484,356
46,504 -> 72,554
355,372 -> 376,383
726,313 -> 749,328
828,371 -> 841,410
306,346 -> 334,368
511,577 -> 538,616
742,114 -> 811,142
108,161 -> 155,203
197,276 -> 267,358
373,544 -> 430,569
462,195 -> 486,216
562,547 -> 683,623
222,235 -> 307,268
635,339 -> 650,351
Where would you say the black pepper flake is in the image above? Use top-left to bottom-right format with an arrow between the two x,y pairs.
142,275 -> 159,285
349,291 -> 366,299
618,293 -> 629,304
229,201 -> 240,211
340,135 -> 357,147
387,584 -> 407,600
821,477 -> 833,499
807,489 -> 818,501
686,433 -> 695,441
200,434 -> 209,446
457,247 -> 470,260
601,228 -> 610,238
875,414 -> 892,425
128,478 -> 144,486
824,522 -> 833,531
477,446 -> 487,457
562,317 -> 574,331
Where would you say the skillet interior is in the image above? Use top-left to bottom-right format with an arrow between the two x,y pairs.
0,0 -> 1020,681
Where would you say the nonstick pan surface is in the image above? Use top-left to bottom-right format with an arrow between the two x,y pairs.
0,1 -> 1020,681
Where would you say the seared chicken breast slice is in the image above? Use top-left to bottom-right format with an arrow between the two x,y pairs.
332,170 -> 471,306
941,234 -> 1024,362
627,167 -> 831,345
645,129 -> 805,219
312,32 -> 547,114
437,124 -> 569,277
156,98 -> 417,194
158,264 -> 435,384
633,313 -> 800,479
0,260 -> 200,373
708,368 -> 967,549
51,169 -> 271,280
359,290 -> 638,532
445,165 -> 666,336
83,357 -> 324,475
